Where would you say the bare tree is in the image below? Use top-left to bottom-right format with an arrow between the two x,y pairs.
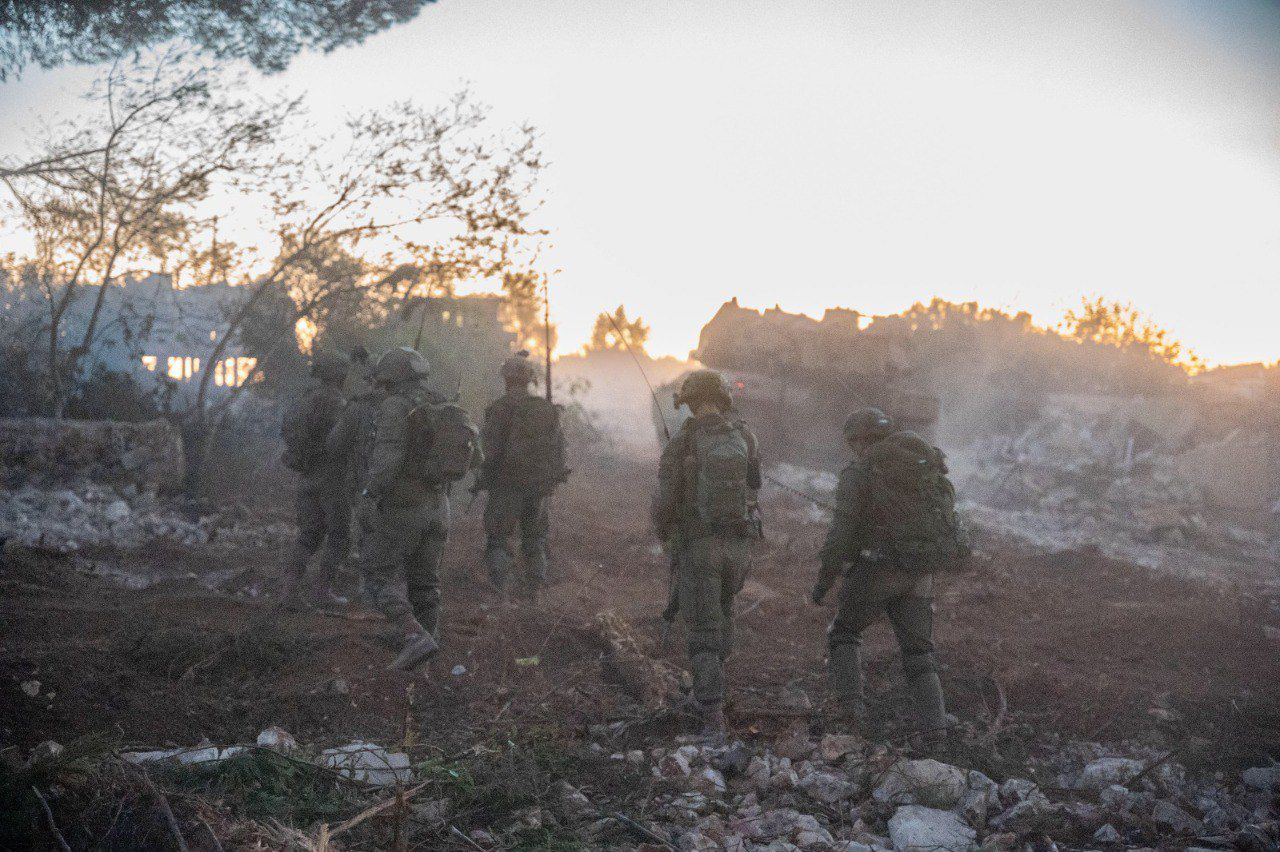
1,49 -> 295,415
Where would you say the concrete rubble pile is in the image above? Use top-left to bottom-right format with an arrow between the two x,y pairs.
0,416 -> 289,558
584,727 -> 1280,851
955,398 -> 1278,574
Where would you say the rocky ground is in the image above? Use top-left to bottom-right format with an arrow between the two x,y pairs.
2,441 -> 1279,850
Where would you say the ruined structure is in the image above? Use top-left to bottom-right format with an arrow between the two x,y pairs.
666,298 -> 940,470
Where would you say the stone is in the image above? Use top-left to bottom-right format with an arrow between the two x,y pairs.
887,806 -> 976,852
28,740 -> 64,763
873,759 -> 969,808
255,726 -> 298,752
979,832 -> 1017,851
1093,823 -> 1122,844
104,500 -> 131,524
1075,757 -> 1145,790
998,777 -> 1038,804
799,768 -> 858,804
319,741 -> 413,787
714,743 -> 753,776
768,757 -> 799,791
990,789 -> 1055,831
819,734 -> 861,763
552,780 -> 595,823
1150,799 -> 1202,834
689,767 -> 727,796
1241,765 -> 1280,791
660,750 -> 693,777
1099,784 -> 1135,810
747,755 -> 772,790
20,680 -> 41,698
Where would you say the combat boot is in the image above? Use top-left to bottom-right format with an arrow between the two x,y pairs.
700,703 -> 727,742
386,613 -> 438,671
827,644 -> 867,723
906,671 -> 950,754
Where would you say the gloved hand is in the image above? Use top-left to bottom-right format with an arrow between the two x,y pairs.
810,583 -> 829,606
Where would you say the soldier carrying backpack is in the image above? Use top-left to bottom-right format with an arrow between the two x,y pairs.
812,407 -> 971,743
279,350 -> 352,610
652,369 -> 762,740
477,350 -> 568,598
360,347 -> 482,671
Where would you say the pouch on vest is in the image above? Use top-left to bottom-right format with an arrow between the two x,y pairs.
691,419 -> 753,532
864,431 -> 971,573
406,403 -> 479,485
499,396 -> 567,493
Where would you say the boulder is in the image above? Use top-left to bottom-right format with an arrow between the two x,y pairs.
819,734 -> 862,763
1241,765 -> 1280,791
873,759 -> 969,808
319,741 -> 412,787
1075,757 -> 1145,790
887,806 -> 975,852
1150,799 -> 1202,835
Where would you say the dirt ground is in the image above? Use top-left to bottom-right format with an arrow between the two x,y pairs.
3,446 -> 1280,846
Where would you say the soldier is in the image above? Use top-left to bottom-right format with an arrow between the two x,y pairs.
653,369 -> 761,739
326,346 -> 387,598
812,407 -> 968,741
360,347 -> 481,670
279,350 -> 352,609
477,350 -> 568,598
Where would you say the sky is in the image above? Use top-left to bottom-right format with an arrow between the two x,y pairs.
2,0 -> 1279,364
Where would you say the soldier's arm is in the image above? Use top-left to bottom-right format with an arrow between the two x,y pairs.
477,401 -> 509,488
325,402 -> 358,458
742,424 -> 762,491
815,462 -> 865,596
365,396 -> 411,497
651,431 -> 685,538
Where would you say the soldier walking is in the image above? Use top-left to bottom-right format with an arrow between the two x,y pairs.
812,407 -> 969,742
652,369 -> 761,739
477,350 -> 568,599
359,347 -> 481,671
279,350 -> 352,609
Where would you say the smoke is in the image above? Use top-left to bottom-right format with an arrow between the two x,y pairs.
555,350 -> 690,461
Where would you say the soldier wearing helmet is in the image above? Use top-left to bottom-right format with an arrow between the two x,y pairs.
652,369 -> 761,740
477,350 -> 568,599
813,406 -> 960,746
357,346 -> 471,671
278,350 -> 353,610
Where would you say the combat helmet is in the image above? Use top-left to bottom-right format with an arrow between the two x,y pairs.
675,369 -> 732,411
842,406 -> 894,442
311,350 -> 350,384
501,349 -> 537,385
374,347 -> 430,385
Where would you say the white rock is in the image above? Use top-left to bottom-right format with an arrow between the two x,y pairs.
660,750 -> 693,777
819,734 -> 861,763
20,680 -> 41,697
799,768 -> 857,804
552,780 -> 594,822
256,726 -> 298,751
104,500 -> 131,524
1151,799 -> 1202,834
1241,765 -> 1280,791
887,805 -> 976,852
1093,823 -> 1122,844
689,766 -> 727,796
997,777 -> 1038,803
319,741 -> 413,787
1075,757 -> 1145,790
29,741 -> 65,763
873,759 -> 969,808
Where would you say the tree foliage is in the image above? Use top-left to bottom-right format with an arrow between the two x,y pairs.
1061,296 -> 1203,373
586,305 -> 649,354
0,0 -> 436,80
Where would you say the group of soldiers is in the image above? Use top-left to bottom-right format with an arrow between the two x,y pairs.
280,346 -> 566,672
281,351 -> 969,744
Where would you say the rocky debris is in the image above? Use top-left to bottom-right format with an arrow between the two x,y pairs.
872,758 -> 972,808
1242,764 -> 1280,792
0,480 -> 290,558
255,725 -> 298,752
1074,756 -> 1146,789
888,805 -> 975,852
319,741 -> 413,787
595,609 -> 684,708
0,416 -> 184,491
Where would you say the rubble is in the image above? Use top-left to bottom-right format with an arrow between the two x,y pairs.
0,416 -> 185,491
319,741 -> 413,787
887,805 -> 975,852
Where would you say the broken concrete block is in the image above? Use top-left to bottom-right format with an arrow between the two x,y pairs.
887,805 -> 975,852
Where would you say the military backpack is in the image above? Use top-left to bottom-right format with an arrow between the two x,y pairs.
688,417 -> 753,533
863,431 -> 971,573
405,403 -> 480,486
498,396 -> 567,493
281,390 -> 340,474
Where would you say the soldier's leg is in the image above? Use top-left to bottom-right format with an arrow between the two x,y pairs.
482,489 -> 519,591
679,536 -> 728,733
361,503 -> 423,636
406,493 -> 449,640
282,479 -> 325,608
826,566 -> 890,717
885,573 -> 947,731
519,493 -> 550,592
718,536 -> 751,659
315,484 -> 352,605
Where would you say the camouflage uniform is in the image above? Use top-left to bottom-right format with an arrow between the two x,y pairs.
281,354 -> 351,607
361,379 -> 453,640
814,409 -> 948,731
326,385 -> 386,594
479,378 -> 565,592
653,372 -> 760,729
